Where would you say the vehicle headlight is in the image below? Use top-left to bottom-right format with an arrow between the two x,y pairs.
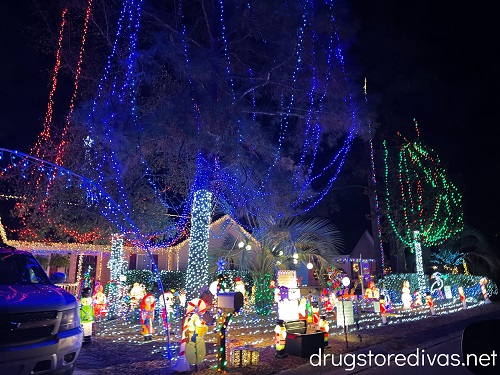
59,308 -> 80,332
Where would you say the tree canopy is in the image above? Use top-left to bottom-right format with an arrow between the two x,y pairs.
3,0 -> 365,246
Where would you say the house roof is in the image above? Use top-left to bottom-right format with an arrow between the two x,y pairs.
350,230 -> 377,260
0,213 -> 254,255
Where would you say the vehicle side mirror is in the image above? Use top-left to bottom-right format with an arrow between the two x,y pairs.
462,319 -> 500,374
50,272 -> 66,284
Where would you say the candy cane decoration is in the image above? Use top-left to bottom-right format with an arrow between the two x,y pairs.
479,278 -> 491,304
173,298 -> 207,372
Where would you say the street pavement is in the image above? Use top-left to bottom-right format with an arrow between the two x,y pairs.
279,302 -> 500,375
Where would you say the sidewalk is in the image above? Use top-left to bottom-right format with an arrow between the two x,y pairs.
279,302 -> 500,375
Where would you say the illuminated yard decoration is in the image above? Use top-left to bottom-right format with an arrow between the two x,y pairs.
382,125 -> 464,293
107,233 -> 126,319
185,189 -> 212,301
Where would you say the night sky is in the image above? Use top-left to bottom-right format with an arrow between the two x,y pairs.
350,1 -> 500,244
1,1 -> 499,248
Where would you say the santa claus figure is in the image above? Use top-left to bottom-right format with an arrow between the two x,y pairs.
426,292 -> 436,316
234,277 -> 246,296
92,284 -> 107,319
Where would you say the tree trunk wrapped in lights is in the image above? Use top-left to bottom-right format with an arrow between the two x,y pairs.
107,233 -> 126,319
185,189 -> 212,302
382,124 -> 463,294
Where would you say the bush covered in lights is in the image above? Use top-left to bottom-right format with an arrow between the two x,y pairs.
377,273 -> 498,304
214,270 -> 253,291
122,269 -> 252,295
124,270 -> 185,292
254,273 -> 274,315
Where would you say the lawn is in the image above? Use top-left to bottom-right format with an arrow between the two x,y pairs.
74,298 -> 500,374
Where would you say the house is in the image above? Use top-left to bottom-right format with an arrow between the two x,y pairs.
332,230 -> 379,288
1,214 -> 252,289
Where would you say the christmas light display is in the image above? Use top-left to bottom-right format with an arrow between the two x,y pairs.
173,298 -> 207,372
365,78 -> 386,274
30,8 -> 68,161
376,273 -> 497,304
431,249 -> 464,269
107,234 -> 126,319
0,2 -> 377,372
382,125 -> 464,293
274,320 -> 287,358
79,287 -> 94,344
0,216 -> 8,244
44,0 -> 94,201
253,273 -> 274,316
185,189 -> 212,301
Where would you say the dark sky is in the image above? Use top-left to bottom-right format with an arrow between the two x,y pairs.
1,1 -> 499,247
350,1 -> 500,244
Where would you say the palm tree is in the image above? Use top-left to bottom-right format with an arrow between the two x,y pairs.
442,227 -> 500,283
246,216 -> 344,315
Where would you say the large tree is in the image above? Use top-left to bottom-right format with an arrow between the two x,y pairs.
381,126 -> 464,292
5,0 -> 364,248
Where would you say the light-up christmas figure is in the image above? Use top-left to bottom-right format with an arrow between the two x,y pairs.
380,295 -> 387,325
318,315 -> 330,348
413,290 -> 423,307
382,124 -> 463,294
92,284 -> 107,320
479,278 -> 491,303
129,282 -> 146,310
80,287 -> 94,344
425,292 -> 436,316
274,320 -> 288,358
401,280 -> 412,309
140,294 -> 156,341
458,286 -> 467,309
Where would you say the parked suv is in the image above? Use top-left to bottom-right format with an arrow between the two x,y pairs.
0,245 -> 83,374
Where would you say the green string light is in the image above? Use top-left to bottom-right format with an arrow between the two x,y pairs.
382,127 -> 463,292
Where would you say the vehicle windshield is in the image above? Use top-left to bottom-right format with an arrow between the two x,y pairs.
0,253 -> 52,285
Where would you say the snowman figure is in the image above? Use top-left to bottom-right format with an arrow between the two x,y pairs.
158,291 -> 175,330
401,280 -> 413,309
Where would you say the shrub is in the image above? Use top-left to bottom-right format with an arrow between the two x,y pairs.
377,273 -> 498,304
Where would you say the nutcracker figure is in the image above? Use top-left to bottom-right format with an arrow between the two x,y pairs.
318,315 -> 330,348
380,295 -> 387,325
274,320 -> 287,358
